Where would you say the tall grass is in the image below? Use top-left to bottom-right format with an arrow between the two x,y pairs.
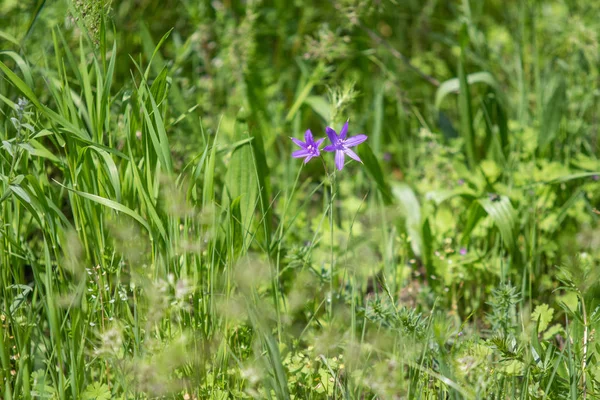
1,0 -> 599,399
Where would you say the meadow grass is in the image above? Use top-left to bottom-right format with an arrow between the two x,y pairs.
1,1 -> 599,399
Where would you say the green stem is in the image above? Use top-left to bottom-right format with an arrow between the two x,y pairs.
274,165 -> 304,342
320,155 -> 336,319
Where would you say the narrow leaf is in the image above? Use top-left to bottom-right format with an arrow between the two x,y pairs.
56,181 -> 152,236
358,143 -> 393,204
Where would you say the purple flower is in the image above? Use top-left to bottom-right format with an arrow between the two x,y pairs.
323,121 -> 368,171
291,129 -> 325,163
459,247 -> 467,256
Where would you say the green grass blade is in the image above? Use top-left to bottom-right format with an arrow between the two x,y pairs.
358,143 -> 393,204
55,181 -> 152,235
458,36 -> 476,168
225,116 -> 258,246
538,76 -> 566,153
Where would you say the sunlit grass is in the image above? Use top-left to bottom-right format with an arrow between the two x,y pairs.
1,1 -> 600,399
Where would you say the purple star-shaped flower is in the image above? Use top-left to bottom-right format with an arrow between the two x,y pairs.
323,121 -> 368,171
291,129 -> 325,163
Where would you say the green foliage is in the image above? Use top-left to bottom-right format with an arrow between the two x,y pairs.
531,303 -> 554,333
81,382 -> 111,400
1,0 -> 599,399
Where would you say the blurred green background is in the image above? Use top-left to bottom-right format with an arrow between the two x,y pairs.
1,0 -> 600,398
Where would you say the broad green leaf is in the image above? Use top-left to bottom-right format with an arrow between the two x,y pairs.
435,71 -> 499,110
393,183 -> 422,257
531,304 -> 554,333
225,116 -> 258,244
81,382 -> 111,400
479,196 -> 517,252
249,117 -> 272,244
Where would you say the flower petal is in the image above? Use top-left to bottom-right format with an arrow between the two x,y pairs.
292,149 -> 310,158
304,129 -> 314,144
343,148 -> 362,163
335,150 -> 345,171
303,155 -> 314,163
326,127 -> 338,144
315,138 -> 325,148
339,120 -> 349,139
290,137 -> 306,148
323,144 -> 336,152
344,134 -> 367,147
